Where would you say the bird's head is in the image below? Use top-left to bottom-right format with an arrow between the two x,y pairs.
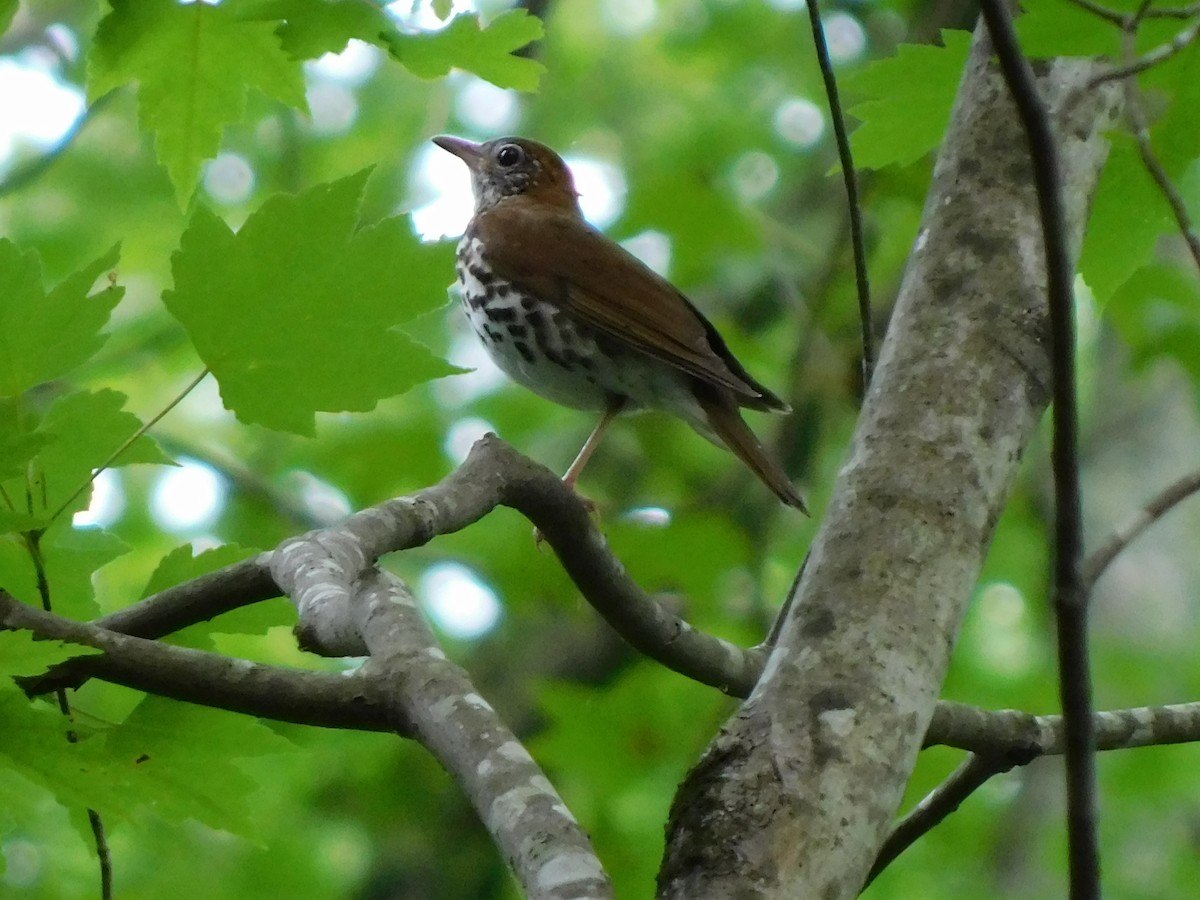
433,135 -> 581,215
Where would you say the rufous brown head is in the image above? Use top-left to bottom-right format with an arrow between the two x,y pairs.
432,135 -> 581,215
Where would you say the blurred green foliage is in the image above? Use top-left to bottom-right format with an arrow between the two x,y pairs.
1,0 -> 1200,897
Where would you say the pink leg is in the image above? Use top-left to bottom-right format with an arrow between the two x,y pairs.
563,398 -> 626,490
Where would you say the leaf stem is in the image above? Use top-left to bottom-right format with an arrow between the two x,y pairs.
47,368 -> 210,525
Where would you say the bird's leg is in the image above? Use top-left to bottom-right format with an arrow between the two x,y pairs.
563,397 -> 627,491
534,399 -> 626,547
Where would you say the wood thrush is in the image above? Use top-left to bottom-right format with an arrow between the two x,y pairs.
434,135 -> 807,512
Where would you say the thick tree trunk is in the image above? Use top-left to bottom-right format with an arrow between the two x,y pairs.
658,25 -> 1121,899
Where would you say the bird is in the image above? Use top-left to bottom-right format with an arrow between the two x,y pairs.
433,134 -> 807,513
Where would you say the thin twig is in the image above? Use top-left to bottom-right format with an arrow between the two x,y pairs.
1062,0 -> 1200,26
803,0 -> 875,386
864,751 -> 1035,887
1061,0 -> 1130,25
1118,32 -> 1200,271
1082,469 -> 1200,591
87,809 -> 113,900
977,4 -> 1098,897
22,530 -> 114,898
1089,18 -> 1200,86
48,369 -> 209,524
0,91 -> 119,198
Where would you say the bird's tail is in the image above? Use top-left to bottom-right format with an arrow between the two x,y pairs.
695,388 -> 809,513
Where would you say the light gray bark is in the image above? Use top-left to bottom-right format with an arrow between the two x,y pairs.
658,26 -> 1122,900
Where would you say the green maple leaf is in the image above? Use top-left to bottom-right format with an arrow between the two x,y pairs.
241,0 -> 400,59
32,389 -> 172,518
89,0 -> 307,206
388,9 -> 544,90
164,169 -> 461,435
0,632 -> 102,681
0,242 -> 122,397
842,30 -> 973,170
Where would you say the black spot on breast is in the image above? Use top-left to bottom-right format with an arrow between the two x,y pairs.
488,306 -> 517,323
514,341 -> 535,363
484,325 -> 504,342
468,264 -> 495,285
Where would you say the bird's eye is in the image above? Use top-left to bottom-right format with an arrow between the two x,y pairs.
496,144 -> 523,167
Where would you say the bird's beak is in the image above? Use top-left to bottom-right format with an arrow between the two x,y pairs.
433,135 -> 486,171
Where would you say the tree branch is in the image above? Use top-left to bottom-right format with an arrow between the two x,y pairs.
3,592 -> 390,732
352,570 -> 614,900
927,698 -> 1200,754
659,26 -> 1119,898
269,435 -> 765,695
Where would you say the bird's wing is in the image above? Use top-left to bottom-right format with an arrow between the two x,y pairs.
475,203 -> 788,411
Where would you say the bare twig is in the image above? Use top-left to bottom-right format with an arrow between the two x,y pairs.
1082,469 -> 1200,591
977,3 -> 1097,896
1062,0 -> 1200,26
87,809 -> 113,900
0,91 -> 118,198
23,526 -> 114,898
865,751 -> 1036,887
870,699 -> 1200,882
804,0 -> 875,386
1089,18 -> 1200,85
1118,29 -> 1200,271
1061,0 -> 1130,25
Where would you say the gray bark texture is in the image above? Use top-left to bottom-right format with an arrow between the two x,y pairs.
658,25 -> 1122,900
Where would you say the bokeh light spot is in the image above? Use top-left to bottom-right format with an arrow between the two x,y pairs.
73,468 -> 125,529
151,458 -> 226,533
421,562 -> 502,639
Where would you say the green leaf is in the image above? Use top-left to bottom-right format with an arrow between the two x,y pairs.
842,30 -> 972,171
0,693 -> 132,819
0,0 -> 17,38
1015,0 -> 1123,58
33,388 -> 172,518
164,170 -> 462,435
0,510 -> 47,533
0,525 -> 129,619
0,631 -> 101,681
0,242 -> 122,397
89,0 -> 307,206
0,428 -> 52,483
1107,262 -> 1200,378
99,695 -> 294,836
1081,137 -> 1178,304
241,0 -> 401,59
389,10 -> 545,91
39,526 -> 131,621
140,543 -> 259,599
